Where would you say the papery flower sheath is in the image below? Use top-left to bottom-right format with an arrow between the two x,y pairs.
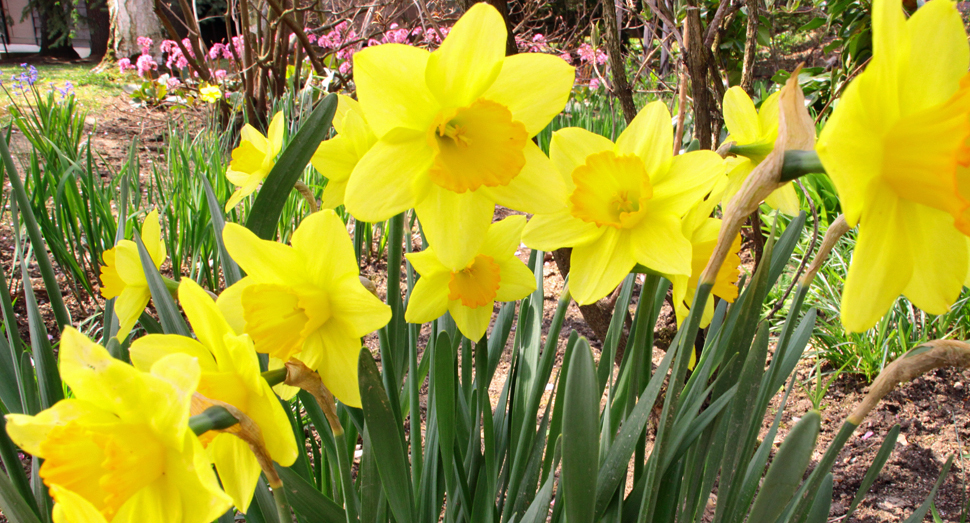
405,215 -> 536,341
311,94 -> 376,209
225,111 -> 285,211
816,0 -> 970,332
5,328 -> 232,523
130,279 -> 298,512
521,102 -> 725,305
99,209 -> 166,341
720,87 -> 803,215
344,2 -> 575,269
217,209 -> 391,407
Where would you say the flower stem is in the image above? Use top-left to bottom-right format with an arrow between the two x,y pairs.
271,479 -> 294,523
188,406 -> 238,435
261,367 -> 288,387
333,424 -> 360,523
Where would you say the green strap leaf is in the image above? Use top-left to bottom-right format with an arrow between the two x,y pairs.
804,474 -> 833,523
561,338 -> 599,523
844,424 -> 900,520
0,467 -> 41,523
198,168 -> 242,286
133,233 -> 191,337
359,348 -> 416,523
903,454 -> 955,523
747,410 -> 821,523
276,464 -> 347,523
246,95 -> 337,240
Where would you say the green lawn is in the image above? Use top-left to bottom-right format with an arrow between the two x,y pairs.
0,63 -> 123,114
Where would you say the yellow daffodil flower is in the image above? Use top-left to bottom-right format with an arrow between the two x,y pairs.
5,327 -> 232,523
200,84 -> 222,103
99,209 -> 166,341
344,3 -> 575,269
816,0 -> 970,332
667,196 -> 741,328
720,87 -> 802,214
225,111 -> 285,211
405,215 -> 536,341
217,209 -> 391,407
311,94 -> 377,209
129,279 -> 297,513
521,102 -> 725,305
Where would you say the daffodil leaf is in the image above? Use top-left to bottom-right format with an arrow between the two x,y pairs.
246,95 -> 338,240
561,337 -> 599,523
275,464 -> 346,523
199,167 -> 243,286
0,416 -> 38,519
134,233 -> 191,337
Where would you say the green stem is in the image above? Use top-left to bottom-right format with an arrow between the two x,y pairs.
334,427 -> 360,523
272,481 -> 293,523
189,406 -> 238,436
779,150 -> 825,181
161,275 -> 180,298
261,368 -> 288,387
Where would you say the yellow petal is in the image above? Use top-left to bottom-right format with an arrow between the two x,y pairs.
521,208 -> 603,251
216,277 -> 253,335
482,52 -> 575,136
246,379 -> 298,466
763,183 -> 801,215
630,213 -> 692,276
648,150 -> 724,216
354,44 -> 437,137
239,124 -> 269,154
113,285 -> 151,341
305,323 -> 362,408
549,127 -> 614,189
222,223 -> 303,285
900,0 -> 968,113
481,141 -> 568,214
568,228 -> 636,305
99,248 -> 124,299
493,257 -> 536,302
141,209 -> 166,268
311,136 -> 357,184
50,485 -> 108,523
322,180 -> 349,210
291,210 -> 359,282
448,299 -> 494,342
5,400 -> 109,456
756,91 -> 781,142
147,353 -> 203,443
425,2 -> 505,108
615,101 -> 673,179
240,282 -> 308,361
901,203 -> 967,314
208,433 -> 261,513
344,130 -> 433,222
266,111 -> 286,156
129,334 -> 217,373
841,189 -> 912,332
178,279 -> 237,363
328,275 -> 393,337
147,432 -> 232,523
224,179 -> 262,212
405,272 -> 451,324
480,215 -> 527,259
332,94 -> 360,135
414,185 -> 494,270
406,249 -> 450,277
723,86 -> 760,145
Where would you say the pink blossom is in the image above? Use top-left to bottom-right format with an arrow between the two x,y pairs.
596,49 -> 608,65
208,43 -> 224,60
411,27 -> 423,35
367,38 -> 382,47
578,43 -> 595,63
532,34 -> 545,42
230,36 -> 244,59
338,61 -> 352,74
166,77 -> 181,89
558,52 -> 572,64
118,58 -> 135,73
589,78 -> 601,90
137,36 -> 153,54
306,33 -> 317,45
136,54 -> 158,77
181,38 -> 195,58
214,69 -> 227,80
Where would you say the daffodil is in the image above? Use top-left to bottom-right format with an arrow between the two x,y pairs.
405,215 -> 536,340
344,3 -> 575,269
521,102 -> 725,305
816,0 -> 970,332
129,279 -> 297,512
5,327 -> 232,523
225,111 -> 285,211
667,196 -> 741,328
217,209 -> 391,407
720,87 -> 802,214
200,84 -> 222,103
99,209 -> 166,341
311,94 -> 376,209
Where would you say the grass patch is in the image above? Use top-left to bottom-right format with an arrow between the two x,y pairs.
0,63 -> 122,115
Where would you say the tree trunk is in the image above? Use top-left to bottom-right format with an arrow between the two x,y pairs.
36,3 -> 80,58
87,0 -> 111,60
740,0 -> 759,93
108,0 -> 164,59
601,0 -> 636,123
684,1 -> 713,149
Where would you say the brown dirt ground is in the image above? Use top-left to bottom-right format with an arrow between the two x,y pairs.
6,95 -> 970,522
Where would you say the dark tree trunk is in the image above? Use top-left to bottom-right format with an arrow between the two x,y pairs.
684,0 -> 712,149
87,0 -> 111,60
740,0 -> 759,93
36,1 -> 80,58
